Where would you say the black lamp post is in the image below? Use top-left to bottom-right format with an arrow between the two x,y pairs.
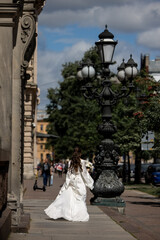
78,26 -> 138,208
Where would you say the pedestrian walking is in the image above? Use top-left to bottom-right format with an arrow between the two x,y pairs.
42,158 -> 50,189
44,147 -> 94,222
64,160 -> 68,174
57,161 -> 63,177
50,162 -> 54,186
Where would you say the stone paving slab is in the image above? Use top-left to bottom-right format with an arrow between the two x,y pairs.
8,174 -> 160,240
100,190 -> 160,240
8,199 -> 136,240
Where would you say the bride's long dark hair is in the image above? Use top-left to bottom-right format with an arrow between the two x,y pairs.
70,147 -> 82,172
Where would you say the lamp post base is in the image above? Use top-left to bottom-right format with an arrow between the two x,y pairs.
90,196 -> 125,214
92,169 -> 125,197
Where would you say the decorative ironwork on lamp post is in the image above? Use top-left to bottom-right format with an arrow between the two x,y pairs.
77,26 -> 138,206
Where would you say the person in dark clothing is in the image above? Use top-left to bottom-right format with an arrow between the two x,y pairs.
42,158 -> 50,189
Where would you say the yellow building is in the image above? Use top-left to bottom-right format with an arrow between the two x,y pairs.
36,119 -> 58,164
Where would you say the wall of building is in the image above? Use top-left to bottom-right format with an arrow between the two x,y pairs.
0,1 -> 46,236
23,58 -> 38,179
0,1 -> 19,237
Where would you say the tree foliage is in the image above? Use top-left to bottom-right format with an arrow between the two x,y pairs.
46,49 -> 101,160
112,95 -> 141,155
46,45 -> 160,170
112,69 -> 160,157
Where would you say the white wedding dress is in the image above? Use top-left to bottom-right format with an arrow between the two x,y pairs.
44,159 -> 94,222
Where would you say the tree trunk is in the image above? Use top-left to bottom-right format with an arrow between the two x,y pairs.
122,154 -> 127,183
127,152 -> 131,183
134,149 -> 141,184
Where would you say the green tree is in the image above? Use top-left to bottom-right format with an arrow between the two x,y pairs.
46,45 -> 160,185
112,93 -> 141,183
112,69 -> 160,183
136,81 -> 160,162
46,50 -> 101,160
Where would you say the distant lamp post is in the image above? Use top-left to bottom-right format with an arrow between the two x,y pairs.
78,26 -> 138,208
117,59 -> 126,81
77,65 -> 83,80
81,60 -> 96,78
125,54 -> 138,78
117,55 -> 137,91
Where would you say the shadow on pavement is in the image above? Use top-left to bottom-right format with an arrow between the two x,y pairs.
128,201 -> 160,207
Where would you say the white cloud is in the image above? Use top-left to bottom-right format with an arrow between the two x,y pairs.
43,0 -> 155,12
38,1 -> 160,51
37,38 -> 141,109
37,0 -> 160,109
137,27 -> 160,49
37,41 -> 92,109
40,2 -> 160,32
110,41 -> 140,74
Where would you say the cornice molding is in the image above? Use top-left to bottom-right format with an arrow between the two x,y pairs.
0,1 -> 46,26
0,3 -> 20,16
0,3 -> 21,27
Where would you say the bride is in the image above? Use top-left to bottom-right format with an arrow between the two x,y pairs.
44,147 -> 94,222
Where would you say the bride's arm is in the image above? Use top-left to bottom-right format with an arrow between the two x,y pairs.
81,160 -> 94,190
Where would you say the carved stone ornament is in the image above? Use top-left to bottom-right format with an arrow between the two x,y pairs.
21,14 -> 36,81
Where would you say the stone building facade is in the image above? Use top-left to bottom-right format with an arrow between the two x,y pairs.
37,120 -> 56,164
23,58 -> 40,179
0,0 -> 46,238
36,110 -> 58,167
141,54 -> 160,81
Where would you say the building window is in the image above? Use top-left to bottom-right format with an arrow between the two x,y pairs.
40,124 -> 43,131
40,145 -> 43,150
41,138 -> 44,141
41,153 -> 43,161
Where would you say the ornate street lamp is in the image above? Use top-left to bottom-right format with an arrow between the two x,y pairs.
95,25 -> 117,67
78,26 -> 138,208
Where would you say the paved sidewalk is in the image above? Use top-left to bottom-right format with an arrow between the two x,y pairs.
100,189 -> 160,240
8,173 -> 136,240
122,188 -> 160,240
8,199 -> 136,240
8,173 -> 160,240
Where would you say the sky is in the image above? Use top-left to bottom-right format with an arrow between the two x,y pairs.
37,0 -> 160,110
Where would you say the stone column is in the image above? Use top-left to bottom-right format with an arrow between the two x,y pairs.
0,0 -> 20,237
9,11 -> 37,226
0,0 -> 46,232
0,0 -> 14,156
